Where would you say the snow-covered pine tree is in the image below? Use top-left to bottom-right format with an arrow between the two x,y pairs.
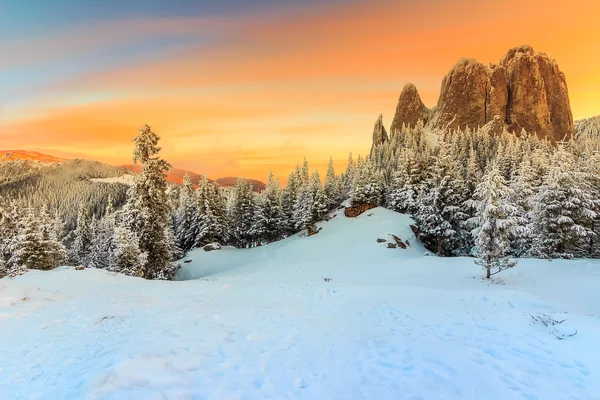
9,209 -> 45,273
311,170 -> 329,222
110,226 -> 147,276
196,177 -> 228,246
387,148 -> 421,214
38,204 -> 68,269
324,157 -> 341,208
228,178 -> 256,248
529,146 -> 597,259
467,163 -> 520,279
255,171 -> 285,243
508,152 -> 539,256
70,203 -> 93,266
89,198 -> 117,269
282,167 -> 302,232
175,172 -> 198,252
300,157 -> 310,186
413,143 -> 469,256
342,153 -> 356,198
118,124 -> 177,279
351,156 -> 382,206
293,181 -> 315,232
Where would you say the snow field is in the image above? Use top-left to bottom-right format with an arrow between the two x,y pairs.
1,208 -> 599,399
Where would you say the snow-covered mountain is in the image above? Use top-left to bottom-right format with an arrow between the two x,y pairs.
2,207 -> 599,399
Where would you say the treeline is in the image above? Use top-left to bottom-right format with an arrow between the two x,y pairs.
369,121 -> 600,260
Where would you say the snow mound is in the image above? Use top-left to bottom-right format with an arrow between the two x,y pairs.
176,207 -> 424,281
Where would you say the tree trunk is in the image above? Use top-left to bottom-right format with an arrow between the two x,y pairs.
486,267 -> 491,279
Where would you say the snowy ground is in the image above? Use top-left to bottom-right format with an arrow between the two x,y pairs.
90,174 -> 136,185
1,208 -> 599,400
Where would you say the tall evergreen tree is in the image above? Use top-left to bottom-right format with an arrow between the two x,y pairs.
118,124 -> 177,279
467,164 -> 520,279
324,157 -> 341,208
256,171 -> 285,242
228,178 -> 256,248
70,203 -> 93,266
529,147 -> 597,259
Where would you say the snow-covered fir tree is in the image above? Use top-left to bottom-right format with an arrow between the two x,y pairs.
109,226 -> 147,276
324,157 -> 341,208
311,170 -> 329,221
174,173 -> 198,252
69,203 -> 93,266
255,171 -> 286,242
89,197 -> 117,269
529,146 -> 597,259
195,176 -> 228,246
413,143 -> 469,256
351,156 -> 382,206
293,182 -> 315,231
467,163 -> 520,279
228,178 -> 257,248
118,125 -> 177,279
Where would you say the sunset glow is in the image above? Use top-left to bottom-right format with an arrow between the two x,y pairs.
2,0 -> 600,181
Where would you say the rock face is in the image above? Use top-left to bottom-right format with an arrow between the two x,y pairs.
431,58 -> 508,132
389,83 -> 430,137
371,114 -> 388,149
372,45 -> 573,147
500,45 -> 573,142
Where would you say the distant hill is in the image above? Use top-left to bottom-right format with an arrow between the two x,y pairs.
0,150 -> 66,163
575,115 -> 600,138
1,150 -> 266,192
215,177 -> 266,192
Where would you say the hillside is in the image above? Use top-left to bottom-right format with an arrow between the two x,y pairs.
2,208 -> 599,399
0,150 -> 66,163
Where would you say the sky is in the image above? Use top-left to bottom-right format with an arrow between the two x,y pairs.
1,0 -> 600,181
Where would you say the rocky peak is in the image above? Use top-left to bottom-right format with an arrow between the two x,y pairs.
500,45 -> 573,142
430,58 -> 508,132
389,83 -> 430,137
372,45 -> 573,149
371,114 -> 388,150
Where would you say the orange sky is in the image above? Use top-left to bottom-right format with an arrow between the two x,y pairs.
2,0 -> 599,182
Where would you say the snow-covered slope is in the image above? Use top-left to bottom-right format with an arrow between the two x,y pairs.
1,208 -> 600,400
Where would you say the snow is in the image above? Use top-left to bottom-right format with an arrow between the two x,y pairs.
1,207 -> 600,400
90,174 -> 136,185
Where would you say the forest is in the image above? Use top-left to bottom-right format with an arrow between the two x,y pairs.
1,116 -> 599,280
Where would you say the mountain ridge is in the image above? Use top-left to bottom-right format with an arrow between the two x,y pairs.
1,149 -> 266,191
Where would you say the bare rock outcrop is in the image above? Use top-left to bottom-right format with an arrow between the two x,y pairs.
389,83 -> 430,137
371,114 -> 388,149
431,58 -> 508,132
500,45 -> 573,142
372,45 -> 574,148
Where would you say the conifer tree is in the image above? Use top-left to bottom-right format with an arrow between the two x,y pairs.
228,178 -> 256,248
175,172 -> 198,252
70,203 -> 93,266
467,163 -> 519,279
351,157 -> 382,206
311,170 -> 329,221
324,157 -> 341,208
414,143 -> 469,255
118,124 -> 177,279
343,153 -> 357,198
110,226 -> 147,276
529,147 -> 597,259
293,183 -> 315,231
256,171 -> 285,242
